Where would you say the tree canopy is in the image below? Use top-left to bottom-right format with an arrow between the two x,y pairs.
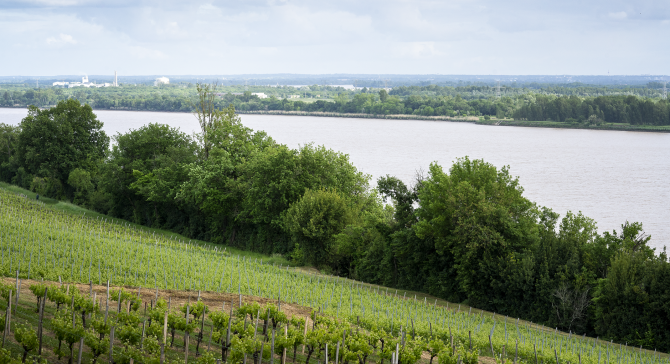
16,99 -> 109,199
1,89 -> 668,350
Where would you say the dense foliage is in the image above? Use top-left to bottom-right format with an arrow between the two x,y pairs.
2,83 -> 670,124
512,95 -> 670,125
1,97 -> 669,351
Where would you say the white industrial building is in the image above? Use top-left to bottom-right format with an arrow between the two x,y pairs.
52,75 -> 112,88
154,77 -> 170,86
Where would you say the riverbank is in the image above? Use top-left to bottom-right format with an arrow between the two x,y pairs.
235,109 -> 478,122
477,119 -> 670,132
236,110 -> 670,132
4,106 -> 670,133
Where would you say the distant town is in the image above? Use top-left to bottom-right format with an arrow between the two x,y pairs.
52,72 -> 171,88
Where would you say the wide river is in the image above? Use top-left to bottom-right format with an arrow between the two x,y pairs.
2,108 -> 669,251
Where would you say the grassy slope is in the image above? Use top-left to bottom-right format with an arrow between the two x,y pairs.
0,182 -> 490,319
1,182 -> 666,358
0,182 -> 449,308
0,182 -> 289,266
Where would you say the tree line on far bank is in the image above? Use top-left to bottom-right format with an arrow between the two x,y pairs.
1,89 -> 669,351
3,84 -> 670,125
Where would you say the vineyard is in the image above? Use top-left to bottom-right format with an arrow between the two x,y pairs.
0,189 -> 667,364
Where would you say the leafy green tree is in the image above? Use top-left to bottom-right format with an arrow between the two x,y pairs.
592,230 -> 669,350
99,123 -> 198,229
284,188 -> 355,268
414,157 -> 539,309
192,82 -> 220,160
67,168 -> 93,204
176,105 -> 274,244
241,143 -> 369,253
17,99 -> 109,198
0,123 -> 20,183
379,89 -> 389,103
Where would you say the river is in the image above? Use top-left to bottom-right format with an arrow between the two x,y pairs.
2,108 -> 669,251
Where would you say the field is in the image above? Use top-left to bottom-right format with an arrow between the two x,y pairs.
0,188 -> 667,363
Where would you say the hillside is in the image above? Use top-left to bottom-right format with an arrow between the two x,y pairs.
0,185 -> 666,363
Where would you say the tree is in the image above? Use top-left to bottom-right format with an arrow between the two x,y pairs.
192,82 -> 219,160
101,123 -> 198,227
379,89 -> 389,103
241,143 -> 369,253
67,168 -> 93,204
284,188 -> 355,268
176,104 -> 274,244
592,247 -> 670,350
0,123 -> 20,182
414,157 -> 539,309
17,99 -> 109,198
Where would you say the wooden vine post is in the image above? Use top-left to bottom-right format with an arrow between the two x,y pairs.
109,326 -> 115,364
302,315 -> 308,354
38,287 -> 48,356
2,290 -> 11,348
160,310 -> 168,364
490,335 -> 497,364
185,305 -> 190,364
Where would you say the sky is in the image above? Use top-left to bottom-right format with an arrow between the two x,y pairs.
1,0 -> 669,76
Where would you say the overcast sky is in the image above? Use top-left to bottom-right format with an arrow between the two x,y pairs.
1,0 -> 669,76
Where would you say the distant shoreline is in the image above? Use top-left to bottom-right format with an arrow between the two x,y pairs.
3,106 -> 669,133
477,119 -> 670,133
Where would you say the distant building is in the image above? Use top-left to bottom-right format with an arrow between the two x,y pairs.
154,77 -> 170,86
54,75 -> 112,88
252,92 -> 268,99
287,95 -> 300,99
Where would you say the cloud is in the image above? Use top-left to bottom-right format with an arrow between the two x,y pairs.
46,33 -> 76,45
1,0 -> 670,75
394,42 -> 442,58
19,0 -> 98,6
129,46 -> 168,60
609,11 -> 627,20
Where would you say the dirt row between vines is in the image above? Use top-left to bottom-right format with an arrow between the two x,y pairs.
2,276 -> 498,364
1,277 -> 313,319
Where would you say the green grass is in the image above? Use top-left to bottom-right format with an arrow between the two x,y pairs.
0,182 -> 457,315
0,182 -> 290,266
1,182 -> 667,360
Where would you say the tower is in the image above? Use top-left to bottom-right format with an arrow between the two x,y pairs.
663,81 -> 667,100
496,80 -> 503,98
114,71 -> 118,87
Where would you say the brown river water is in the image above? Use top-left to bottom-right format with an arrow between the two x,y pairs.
2,108 -> 669,251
